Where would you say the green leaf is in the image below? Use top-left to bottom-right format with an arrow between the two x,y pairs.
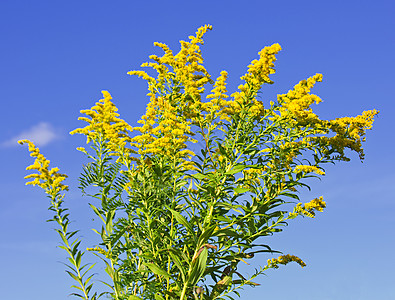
192,173 -> 206,180
154,293 -> 165,300
214,228 -> 240,238
89,203 -> 105,223
82,263 -> 96,277
103,184 -> 111,195
190,247 -> 208,286
65,270 -> 80,282
175,180 -> 188,189
69,293 -> 85,299
152,164 -> 162,177
83,273 -> 95,286
128,296 -> 142,300
216,202 -> 244,213
143,262 -> 172,279
217,141 -> 227,156
197,224 -> 217,248
225,164 -> 246,175
210,275 -> 233,298
105,209 -> 115,234
72,240 -> 82,256
104,262 -> 114,277
167,207 -> 195,238
106,224 -> 127,246
234,187 -> 250,194
168,251 -> 186,283
56,229 -> 68,245
279,191 -> 300,200
66,230 -> 78,240
75,251 -> 82,269
70,285 -> 83,292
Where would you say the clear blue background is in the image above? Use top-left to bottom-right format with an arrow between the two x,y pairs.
1,0 -> 394,299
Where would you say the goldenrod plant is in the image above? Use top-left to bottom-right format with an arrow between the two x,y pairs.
20,25 -> 378,300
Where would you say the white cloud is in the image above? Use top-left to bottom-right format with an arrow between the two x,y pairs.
2,122 -> 59,147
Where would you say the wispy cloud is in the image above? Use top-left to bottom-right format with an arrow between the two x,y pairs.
2,122 -> 59,147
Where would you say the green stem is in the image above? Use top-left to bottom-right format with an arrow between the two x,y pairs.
180,283 -> 188,300
51,196 -> 91,300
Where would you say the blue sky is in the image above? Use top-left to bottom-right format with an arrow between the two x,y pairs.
1,0 -> 394,299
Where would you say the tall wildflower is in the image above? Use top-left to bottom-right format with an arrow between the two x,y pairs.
19,140 -> 97,300
20,25 -> 379,300
18,140 -> 68,194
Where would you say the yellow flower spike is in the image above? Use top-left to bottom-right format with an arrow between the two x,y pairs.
241,43 -> 282,90
129,25 -> 214,112
268,254 -> 306,269
293,197 -> 326,218
130,88 -> 197,160
277,73 -> 324,126
206,71 -> 230,122
325,109 -> 379,160
294,165 -> 325,176
70,91 -> 133,153
127,70 -> 155,82
18,140 -> 69,193
304,196 -> 326,212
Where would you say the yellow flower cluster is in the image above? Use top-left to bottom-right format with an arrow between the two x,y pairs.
207,71 -> 228,101
19,140 -> 68,194
220,44 -> 281,119
127,24 -> 378,173
129,28 -> 283,130
128,24 -> 213,102
291,196 -> 326,218
277,74 -> 323,126
127,70 -> 155,83
205,71 -> 233,121
267,254 -> 306,268
324,109 -> 379,160
70,91 -> 134,153
240,43 -> 282,90
304,196 -> 326,211
294,165 -> 325,176
127,25 -> 228,167
130,95 -> 196,162
174,25 -> 213,99
275,73 -> 378,161
242,168 -> 264,186
331,110 -> 377,139
127,26 -> 233,167
247,99 -> 266,119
